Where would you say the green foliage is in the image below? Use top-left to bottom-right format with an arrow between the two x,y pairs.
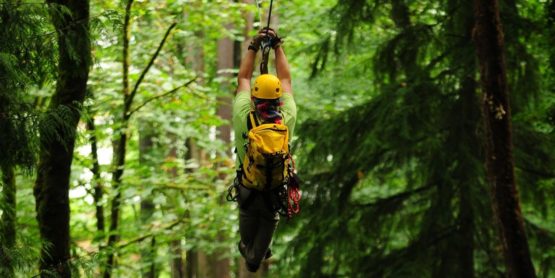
274,0 -> 555,277
0,2 -> 55,170
2,0 -> 555,277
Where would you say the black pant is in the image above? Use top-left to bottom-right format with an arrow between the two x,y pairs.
238,186 -> 279,265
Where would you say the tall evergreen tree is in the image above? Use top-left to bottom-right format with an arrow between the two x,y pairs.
278,0 -> 554,276
1,2 -> 55,276
473,0 -> 536,276
33,0 -> 91,276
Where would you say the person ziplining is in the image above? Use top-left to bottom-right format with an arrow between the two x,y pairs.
227,0 -> 301,272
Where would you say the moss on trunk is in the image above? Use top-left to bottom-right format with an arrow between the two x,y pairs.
473,0 -> 536,276
33,0 -> 90,276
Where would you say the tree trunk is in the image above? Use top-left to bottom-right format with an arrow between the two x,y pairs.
167,134 -> 186,278
103,2 -> 176,274
454,3 -> 479,276
104,1 -> 133,276
548,0 -> 555,70
139,126 -> 157,278
208,22 -> 235,278
34,1 -> 90,276
183,8 -> 204,274
184,143 -> 199,278
170,239 -> 185,278
86,115 -> 105,241
185,248 -> 198,278
472,0 -> 536,277
0,165 -> 16,277
457,77 -> 477,278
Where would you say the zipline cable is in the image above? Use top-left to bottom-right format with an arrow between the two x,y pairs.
255,0 -> 274,74
265,0 -> 273,31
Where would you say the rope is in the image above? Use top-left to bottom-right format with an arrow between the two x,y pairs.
255,0 -> 275,74
266,0 -> 274,31
288,186 -> 301,217
286,154 -> 301,218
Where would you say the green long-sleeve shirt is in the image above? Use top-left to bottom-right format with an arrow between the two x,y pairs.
232,91 -> 297,170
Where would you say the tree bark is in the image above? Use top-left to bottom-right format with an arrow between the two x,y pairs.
454,3 -> 479,276
183,7 -> 204,274
185,139 -> 199,278
104,1 -> 133,275
103,1 -> 176,275
457,77 -> 477,278
86,115 -> 105,241
547,0 -> 555,70
139,126 -> 156,278
473,0 -> 536,277
166,134 -> 185,278
1,165 -> 16,278
170,239 -> 185,278
208,22 -> 235,278
33,1 -> 90,276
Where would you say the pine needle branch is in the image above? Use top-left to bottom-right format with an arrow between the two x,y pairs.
353,183 -> 434,209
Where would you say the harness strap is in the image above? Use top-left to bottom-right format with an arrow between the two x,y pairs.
247,111 -> 259,131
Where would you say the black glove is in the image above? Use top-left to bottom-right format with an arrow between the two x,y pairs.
260,27 -> 283,49
269,35 -> 283,49
248,34 -> 264,52
249,28 -> 283,52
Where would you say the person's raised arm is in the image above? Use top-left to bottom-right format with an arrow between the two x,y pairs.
275,46 -> 292,94
236,49 -> 256,94
237,30 -> 268,94
259,28 -> 292,94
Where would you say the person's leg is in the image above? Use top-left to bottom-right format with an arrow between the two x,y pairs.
239,206 -> 258,256
251,210 -> 278,263
245,195 -> 279,266
238,187 -> 259,265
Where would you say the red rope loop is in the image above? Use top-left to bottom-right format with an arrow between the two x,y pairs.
287,186 -> 301,217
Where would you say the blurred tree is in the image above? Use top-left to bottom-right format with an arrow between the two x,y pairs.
138,124 -> 158,278
85,110 -> 106,242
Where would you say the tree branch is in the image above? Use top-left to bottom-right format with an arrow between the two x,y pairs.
124,22 -> 177,113
154,184 -> 211,191
516,165 -> 555,178
353,183 -> 435,209
127,77 -> 197,117
116,219 -> 183,249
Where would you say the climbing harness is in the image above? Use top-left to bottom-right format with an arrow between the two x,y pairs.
255,0 -> 274,74
226,111 -> 301,219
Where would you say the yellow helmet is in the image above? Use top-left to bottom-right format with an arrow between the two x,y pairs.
252,74 -> 282,99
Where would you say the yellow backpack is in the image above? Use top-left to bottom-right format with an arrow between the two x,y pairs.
241,112 -> 290,191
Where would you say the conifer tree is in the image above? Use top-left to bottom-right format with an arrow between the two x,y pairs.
473,0 -> 536,276
282,0 -> 554,276
1,2 -> 53,276
34,0 -> 91,276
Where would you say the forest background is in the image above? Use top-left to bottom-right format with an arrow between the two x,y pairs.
1,0 -> 554,277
